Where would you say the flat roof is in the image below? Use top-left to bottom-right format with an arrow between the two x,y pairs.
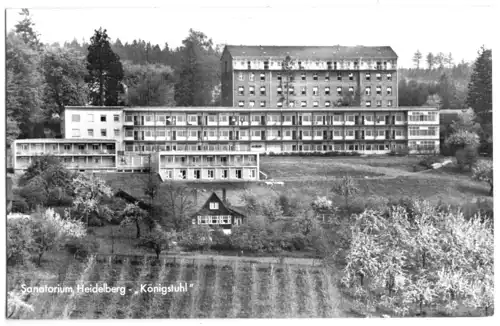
13,138 -> 117,144
156,151 -> 258,156
122,107 -> 439,113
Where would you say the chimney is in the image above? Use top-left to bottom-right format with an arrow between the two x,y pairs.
222,188 -> 227,203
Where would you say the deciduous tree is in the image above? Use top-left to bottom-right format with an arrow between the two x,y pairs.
472,160 -> 493,196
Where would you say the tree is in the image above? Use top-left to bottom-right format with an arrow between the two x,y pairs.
138,225 -> 175,258
412,50 -> 422,69
72,173 -> 113,226
331,176 -> 360,211
435,52 -> 445,69
472,160 -> 493,196
14,9 -> 42,50
445,52 -> 454,68
455,146 -> 478,172
437,72 -> 459,110
121,202 -> 148,238
158,182 -> 196,232
18,175 -> 49,210
179,225 -> 213,251
86,28 -> 124,106
426,52 -> 435,70
466,47 -> 492,123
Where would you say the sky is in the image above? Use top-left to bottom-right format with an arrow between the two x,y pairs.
4,0 -> 496,68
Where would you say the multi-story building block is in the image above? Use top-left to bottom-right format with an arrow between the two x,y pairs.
12,139 -> 117,172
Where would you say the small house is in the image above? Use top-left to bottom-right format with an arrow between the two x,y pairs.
191,192 -> 246,235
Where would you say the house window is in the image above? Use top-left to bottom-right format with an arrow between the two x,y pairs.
366,101 -> 372,107
387,87 -> 393,95
301,101 -> 307,107
101,129 -> 107,136
209,202 -> 219,210
207,170 -> 214,179
238,101 -> 244,107
313,101 -> 319,107
346,129 -> 354,137
72,114 -> 80,122
238,86 -> 244,95
376,73 -> 382,81
249,72 -> 255,81
260,86 -> 266,95
325,87 -> 330,95
333,130 -> 341,137
349,86 -> 354,93
88,129 -> 94,137
72,129 -> 80,137
378,130 -> 385,137
87,114 -> 94,122
313,73 -> 318,81
238,72 -> 244,81
114,114 -> 120,122
288,86 -> 294,94
100,115 -> 106,122
388,100 -> 393,107
337,87 -> 342,95
260,101 -> 266,107
376,100 -> 382,107
365,73 -> 371,81
365,86 -> 371,95
277,73 -> 282,81
114,129 -> 120,136
301,87 -> 307,95
236,169 -> 242,179
277,101 -> 283,108
337,72 -> 342,81
260,73 -> 265,81
387,73 -> 392,81
125,115 -> 133,122
289,101 -> 295,108
313,86 -> 319,96
376,86 -> 382,95
301,73 -> 306,81
277,87 -> 283,95
365,130 -> 373,137
145,115 -> 152,122
348,73 -> 354,80
221,169 -> 228,179
325,101 -> 331,107
346,115 -> 355,122
249,100 -> 255,108
249,86 -> 255,95
325,72 -> 330,81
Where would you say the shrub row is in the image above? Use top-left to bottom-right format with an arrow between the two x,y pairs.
261,151 -> 362,157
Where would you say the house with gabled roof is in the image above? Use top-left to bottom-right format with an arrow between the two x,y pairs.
191,192 -> 246,235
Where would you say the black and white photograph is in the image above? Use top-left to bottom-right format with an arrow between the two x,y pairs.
2,0 -> 496,321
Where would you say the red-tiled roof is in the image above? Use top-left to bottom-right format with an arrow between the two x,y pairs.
224,45 -> 398,60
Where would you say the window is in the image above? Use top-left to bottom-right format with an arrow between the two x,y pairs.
87,114 -> 94,122
313,86 -> 319,96
188,115 -> 197,123
349,86 -> 354,93
238,72 -> 244,81
145,115 -> 152,122
158,130 -> 166,137
289,101 -> 295,108
315,130 -> 322,137
260,73 -> 265,81
396,114 -> 402,122
346,115 -> 355,122
114,129 -> 120,136
365,129 -> 373,137
301,101 -> 307,107
236,169 -> 242,179
238,86 -> 244,95
277,87 -> 283,95
248,86 -> 255,95
178,130 -> 187,137
376,73 -> 382,81
277,101 -> 283,108
302,130 -> 311,137
387,87 -> 393,95
366,115 -> 373,122
388,100 -> 393,107
313,73 -> 318,81
409,126 -> 438,136
114,114 -> 120,122
260,86 -> 266,95
348,72 -> 354,80
333,114 -> 343,122
376,100 -> 382,107
88,129 -> 94,137
337,72 -> 342,81
313,101 -> 319,107
376,86 -> 382,95
289,74 -> 295,82
378,130 -> 385,136
325,86 -> 330,95
63,144 -> 71,151
301,86 -> 307,95
288,86 -> 294,94
387,73 -> 392,81
325,101 -> 331,107
72,114 -> 80,122
177,115 -> 186,123
101,129 -> 107,136
100,115 -> 106,122
325,72 -> 330,81
346,129 -> 354,137
249,100 -> 255,108
145,130 -> 152,137
238,101 -> 244,107
207,170 -> 214,179
260,101 -> 266,107
365,73 -> 371,81
264,61 -> 269,69
395,130 -> 403,136
365,86 -> 371,95
277,73 -> 282,81
302,115 -> 311,122
249,72 -> 255,81
125,115 -> 133,122
333,130 -> 341,136
301,73 -> 306,80
209,202 -> 219,210
72,129 -> 80,137
337,87 -> 342,95
366,101 -> 372,107
251,130 -> 261,137
247,61 -> 252,69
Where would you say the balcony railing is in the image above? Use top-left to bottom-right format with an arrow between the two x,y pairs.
16,150 -> 116,156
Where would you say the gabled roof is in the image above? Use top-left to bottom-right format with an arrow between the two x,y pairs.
193,192 -> 246,218
224,45 -> 398,60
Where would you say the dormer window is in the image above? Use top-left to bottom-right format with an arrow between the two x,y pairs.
209,202 -> 219,210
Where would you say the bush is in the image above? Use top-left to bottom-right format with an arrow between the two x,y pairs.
210,227 -> 232,250
11,200 -> 29,214
65,237 -> 100,259
230,220 -> 268,252
179,225 -> 212,251
389,147 -> 410,156
456,146 -> 478,171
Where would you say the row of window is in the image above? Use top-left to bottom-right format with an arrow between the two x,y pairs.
72,114 -> 120,123
409,112 -> 439,122
197,215 -> 232,224
18,143 -> 115,151
239,99 -> 394,108
408,140 -> 438,149
164,168 -> 254,180
237,85 -> 393,97
408,126 -> 438,137
236,71 -> 393,82
72,128 -> 120,137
